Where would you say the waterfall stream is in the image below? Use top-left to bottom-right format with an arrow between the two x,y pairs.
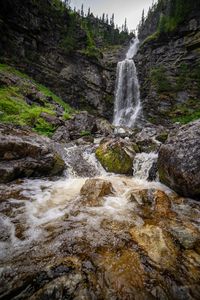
113,38 -> 142,128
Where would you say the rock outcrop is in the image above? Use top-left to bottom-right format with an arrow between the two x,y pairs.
158,120 -> 200,200
0,0 -> 128,119
136,3 -> 200,125
0,124 -> 65,183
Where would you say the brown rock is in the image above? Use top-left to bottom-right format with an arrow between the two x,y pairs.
80,178 -> 113,206
130,224 -> 178,269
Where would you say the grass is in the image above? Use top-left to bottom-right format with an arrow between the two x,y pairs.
0,64 -> 74,136
173,111 -> 200,124
171,99 -> 200,124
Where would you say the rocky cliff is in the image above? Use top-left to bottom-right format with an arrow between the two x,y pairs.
136,0 -> 200,126
0,0 -> 130,119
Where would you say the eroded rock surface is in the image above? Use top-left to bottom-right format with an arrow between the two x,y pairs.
158,120 -> 200,200
0,124 -> 65,183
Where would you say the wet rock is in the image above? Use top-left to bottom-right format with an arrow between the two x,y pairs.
95,138 -> 136,175
64,111 -> 97,140
80,178 -> 113,206
0,124 -> 65,183
130,224 -> 178,269
52,126 -> 70,143
158,120 -> 200,200
114,127 -> 135,138
148,161 -> 158,181
95,249 -> 147,295
154,190 -> 174,218
95,118 -> 113,136
168,221 -> 200,249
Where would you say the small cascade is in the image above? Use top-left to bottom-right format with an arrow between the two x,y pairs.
113,37 -> 141,128
132,152 -> 158,180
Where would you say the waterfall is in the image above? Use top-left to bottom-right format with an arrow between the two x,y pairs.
113,37 -> 141,128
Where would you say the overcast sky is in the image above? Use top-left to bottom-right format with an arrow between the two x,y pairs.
69,0 -> 154,30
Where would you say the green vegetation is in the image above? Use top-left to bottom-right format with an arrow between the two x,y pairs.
80,130 -> 91,136
0,86 -> 56,136
58,0 -> 133,60
173,111 -> 200,124
80,20 -> 103,60
0,64 -> 74,137
139,0 -> 200,44
141,32 -> 159,47
171,99 -> 200,124
150,66 -> 172,93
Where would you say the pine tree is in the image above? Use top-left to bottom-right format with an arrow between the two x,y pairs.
81,4 -> 84,17
141,9 -> 145,26
87,7 -> 91,17
110,13 -> 115,27
106,14 -> 109,24
102,13 -> 105,23
124,18 -> 128,32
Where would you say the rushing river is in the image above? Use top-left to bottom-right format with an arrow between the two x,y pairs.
0,143 -> 200,299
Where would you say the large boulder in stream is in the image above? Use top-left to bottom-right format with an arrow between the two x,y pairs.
95,138 -> 136,175
158,120 -> 200,200
0,124 -> 65,183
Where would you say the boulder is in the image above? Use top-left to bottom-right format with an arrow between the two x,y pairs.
95,138 -> 136,175
52,126 -> 70,143
80,178 -> 113,206
0,124 -> 65,183
95,118 -> 113,136
158,120 -> 200,200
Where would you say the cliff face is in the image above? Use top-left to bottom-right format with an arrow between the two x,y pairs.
136,2 -> 200,125
0,0 -> 128,119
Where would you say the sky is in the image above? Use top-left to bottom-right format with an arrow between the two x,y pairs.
69,0 -> 154,30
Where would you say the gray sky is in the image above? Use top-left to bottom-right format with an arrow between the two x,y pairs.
69,0 -> 154,30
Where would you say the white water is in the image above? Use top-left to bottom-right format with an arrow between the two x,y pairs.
113,37 -> 142,128
133,152 -> 158,180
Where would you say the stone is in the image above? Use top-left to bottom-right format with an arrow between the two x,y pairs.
0,124 -> 65,183
52,126 -> 70,143
158,120 -> 200,200
80,178 -> 113,206
95,138 -> 136,175
40,112 -> 64,126
95,118 -> 113,136
154,190 -> 174,217
130,224 -> 178,269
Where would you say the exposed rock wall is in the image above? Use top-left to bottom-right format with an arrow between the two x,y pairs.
136,10 -> 200,125
0,0 -> 125,119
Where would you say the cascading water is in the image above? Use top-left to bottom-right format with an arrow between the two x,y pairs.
113,37 -> 141,128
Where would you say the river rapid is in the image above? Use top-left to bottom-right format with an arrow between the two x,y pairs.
0,141 -> 200,300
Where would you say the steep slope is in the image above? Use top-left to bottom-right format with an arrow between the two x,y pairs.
136,0 -> 200,125
0,0 -> 132,119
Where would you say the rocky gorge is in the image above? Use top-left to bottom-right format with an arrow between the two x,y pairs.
0,0 -> 200,299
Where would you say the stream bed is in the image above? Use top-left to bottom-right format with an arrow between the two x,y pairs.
0,144 -> 200,300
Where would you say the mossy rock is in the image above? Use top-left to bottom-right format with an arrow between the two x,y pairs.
95,139 -> 135,175
51,153 -> 65,176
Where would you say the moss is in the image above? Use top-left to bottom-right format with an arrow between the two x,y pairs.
141,32 -> 159,47
156,132 -> 169,143
96,143 -> 133,175
51,153 -> 65,176
80,130 -> 91,137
